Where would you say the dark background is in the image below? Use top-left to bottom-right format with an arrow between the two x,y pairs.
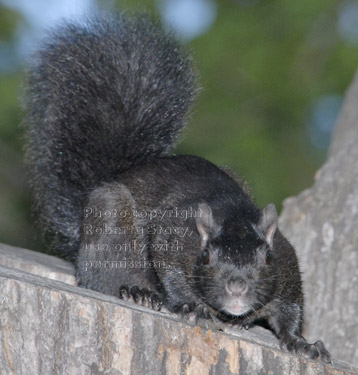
0,0 -> 357,252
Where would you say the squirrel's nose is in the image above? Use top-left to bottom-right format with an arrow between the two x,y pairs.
226,278 -> 248,297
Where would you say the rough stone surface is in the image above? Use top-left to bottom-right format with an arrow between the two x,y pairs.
279,71 -> 358,366
0,262 -> 357,375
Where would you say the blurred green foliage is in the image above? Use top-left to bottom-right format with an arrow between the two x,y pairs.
179,0 -> 357,206
0,6 -> 20,40
1,0 -> 358,251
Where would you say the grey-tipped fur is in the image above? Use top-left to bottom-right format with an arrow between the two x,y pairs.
24,13 -> 198,259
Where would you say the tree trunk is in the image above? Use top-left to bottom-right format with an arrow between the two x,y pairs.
279,71 -> 358,366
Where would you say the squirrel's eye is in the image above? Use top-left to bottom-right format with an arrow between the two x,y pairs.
201,249 -> 210,265
266,250 -> 273,265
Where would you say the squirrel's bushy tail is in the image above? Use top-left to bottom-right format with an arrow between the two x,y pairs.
24,13 -> 197,259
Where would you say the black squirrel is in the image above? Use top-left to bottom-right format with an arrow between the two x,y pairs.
24,12 -> 330,362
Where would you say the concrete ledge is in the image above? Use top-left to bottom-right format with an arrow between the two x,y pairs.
0,244 -> 357,374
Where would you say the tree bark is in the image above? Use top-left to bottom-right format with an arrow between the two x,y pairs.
279,71 -> 358,366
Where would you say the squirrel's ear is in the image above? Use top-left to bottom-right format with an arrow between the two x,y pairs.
196,203 -> 221,248
258,203 -> 278,249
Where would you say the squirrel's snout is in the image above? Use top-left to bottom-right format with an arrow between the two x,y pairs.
226,278 -> 248,297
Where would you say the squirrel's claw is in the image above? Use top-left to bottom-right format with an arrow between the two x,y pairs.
179,304 -> 191,318
119,285 -> 131,301
149,293 -> 164,311
118,285 -> 163,311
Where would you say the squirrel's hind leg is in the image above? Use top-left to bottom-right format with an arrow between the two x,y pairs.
77,182 -> 159,301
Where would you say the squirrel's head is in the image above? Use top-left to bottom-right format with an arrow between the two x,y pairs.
194,203 -> 278,318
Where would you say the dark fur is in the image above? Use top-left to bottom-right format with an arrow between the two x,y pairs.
24,13 -> 197,259
24,13 -> 330,362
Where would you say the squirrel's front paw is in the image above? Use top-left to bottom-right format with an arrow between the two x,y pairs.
119,285 -> 163,311
178,303 -> 211,324
223,316 -> 253,330
285,337 -> 331,363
